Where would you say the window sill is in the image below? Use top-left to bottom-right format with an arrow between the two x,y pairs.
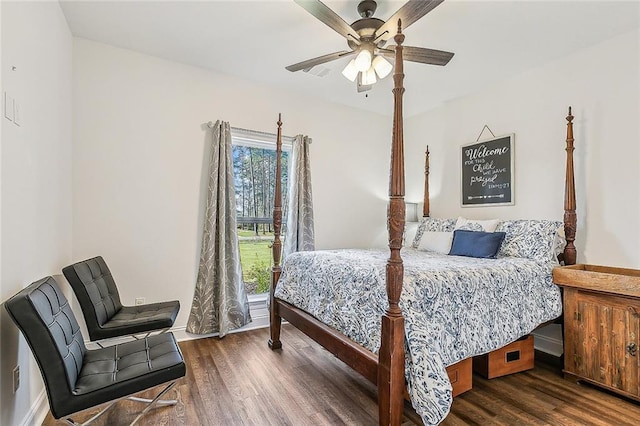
248,292 -> 268,304
248,292 -> 268,316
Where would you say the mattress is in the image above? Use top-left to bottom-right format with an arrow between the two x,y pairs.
274,248 -> 562,425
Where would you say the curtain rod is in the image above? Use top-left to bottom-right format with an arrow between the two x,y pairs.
206,121 -> 295,141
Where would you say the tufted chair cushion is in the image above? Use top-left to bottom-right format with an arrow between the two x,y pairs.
5,276 -> 186,420
63,256 -> 122,329
63,256 -> 179,341
74,334 -> 184,396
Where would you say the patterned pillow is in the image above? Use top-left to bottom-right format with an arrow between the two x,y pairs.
411,217 -> 456,249
496,219 -> 563,263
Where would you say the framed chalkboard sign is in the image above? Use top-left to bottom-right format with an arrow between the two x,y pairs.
461,134 -> 514,207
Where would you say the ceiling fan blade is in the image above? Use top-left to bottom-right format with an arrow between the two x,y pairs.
374,0 -> 444,43
294,0 -> 361,42
286,50 -> 355,72
380,46 -> 454,66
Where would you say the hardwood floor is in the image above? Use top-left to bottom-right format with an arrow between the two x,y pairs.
43,325 -> 640,425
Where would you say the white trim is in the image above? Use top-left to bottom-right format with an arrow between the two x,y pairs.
83,295 -> 270,346
175,293 -> 269,342
231,127 -> 293,150
247,292 -> 268,308
21,388 -> 48,426
532,326 -> 564,357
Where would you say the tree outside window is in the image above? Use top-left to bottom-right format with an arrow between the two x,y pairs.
232,138 -> 289,295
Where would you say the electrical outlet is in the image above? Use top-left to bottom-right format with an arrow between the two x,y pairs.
135,297 -> 145,306
13,366 -> 20,394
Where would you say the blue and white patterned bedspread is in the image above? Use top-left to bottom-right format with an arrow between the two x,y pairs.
274,248 -> 562,425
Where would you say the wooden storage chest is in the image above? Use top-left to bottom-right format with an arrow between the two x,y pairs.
553,264 -> 640,402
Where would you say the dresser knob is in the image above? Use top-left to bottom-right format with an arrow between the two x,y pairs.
627,343 -> 638,356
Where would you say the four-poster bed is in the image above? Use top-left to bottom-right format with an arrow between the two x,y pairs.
268,23 -> 577,426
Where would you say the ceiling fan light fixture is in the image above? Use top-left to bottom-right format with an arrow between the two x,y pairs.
354,49 -> 373,72
342,59 -> 359,82
372,55 -> 393,79
286,0 -> 453,93
362,66 -> 377,86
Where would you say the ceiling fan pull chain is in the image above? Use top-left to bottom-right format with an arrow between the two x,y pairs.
475,125 -> 496,142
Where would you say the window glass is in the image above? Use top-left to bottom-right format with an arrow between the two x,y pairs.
232,131 -> 289,295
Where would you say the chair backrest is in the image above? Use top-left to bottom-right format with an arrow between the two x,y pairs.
62,256 -> 123,338
5,276 -> 86,416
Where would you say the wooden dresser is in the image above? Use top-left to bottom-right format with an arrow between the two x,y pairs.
553,264 -> 640,402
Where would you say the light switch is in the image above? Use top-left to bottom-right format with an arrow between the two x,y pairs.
4,92 -> 14,121
13,99 -> 21,126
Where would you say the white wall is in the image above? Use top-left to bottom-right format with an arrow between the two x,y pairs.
406,28 -> 640,268
72,38 -> 393,330
1,2 -> 73,425
405,28 -> 640,356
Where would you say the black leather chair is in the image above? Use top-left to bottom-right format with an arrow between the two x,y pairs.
62,256 -> 180,342
5,276 -> 186,424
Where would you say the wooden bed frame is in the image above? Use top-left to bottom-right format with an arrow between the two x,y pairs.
268,22 -> 578,426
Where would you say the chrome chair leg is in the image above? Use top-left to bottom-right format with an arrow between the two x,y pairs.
96,328 -> 171,346
127,395 -> 177,406
63,401 -> 118,425
130,381 -> 177,425
127,382 -> 178,405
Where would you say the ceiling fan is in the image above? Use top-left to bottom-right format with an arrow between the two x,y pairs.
286,0 -> 454,92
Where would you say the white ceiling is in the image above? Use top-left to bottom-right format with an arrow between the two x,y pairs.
59,0 -> 640,117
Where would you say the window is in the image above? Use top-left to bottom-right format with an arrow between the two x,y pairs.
232,128 -> 290,295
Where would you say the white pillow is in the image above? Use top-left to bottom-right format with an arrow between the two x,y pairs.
552,226 -> 566,264
454,216 -> 499,232
411,217 -> 457,248
418,231 -> 454,254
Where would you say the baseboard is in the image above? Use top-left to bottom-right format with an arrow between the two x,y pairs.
171,296 -> 270,342
174,310 -> 270,342
22,389 -> 48,426
83,296 -> 270,346
532,326 -> 564,357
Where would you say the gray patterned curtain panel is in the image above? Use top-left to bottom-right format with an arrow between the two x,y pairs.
283,135 -> 315,258
187,120 -> 251,337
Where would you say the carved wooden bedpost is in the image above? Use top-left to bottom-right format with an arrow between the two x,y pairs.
423,146 -> 430,217
378,20 -> 406,426
563,107 -> 577,266
269,114 -> 283,350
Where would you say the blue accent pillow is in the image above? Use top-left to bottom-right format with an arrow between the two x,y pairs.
448,229 -> 506,259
